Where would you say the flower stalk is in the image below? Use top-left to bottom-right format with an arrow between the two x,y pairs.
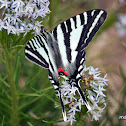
5,51 -> 19,126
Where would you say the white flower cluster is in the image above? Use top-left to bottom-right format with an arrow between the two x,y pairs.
0,0 -> 50,35
60,65 -> 108,125
60,81 -> 80,125
82,66 -> 108,121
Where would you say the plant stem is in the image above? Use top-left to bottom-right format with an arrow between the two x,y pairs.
48,0 -> 60,29
5,52 -> 19,126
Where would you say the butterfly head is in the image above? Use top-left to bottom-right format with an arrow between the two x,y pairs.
40,26 -> 46,33
58,68 -> 69,80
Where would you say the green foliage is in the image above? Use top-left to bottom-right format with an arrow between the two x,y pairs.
0,19 -> 60,126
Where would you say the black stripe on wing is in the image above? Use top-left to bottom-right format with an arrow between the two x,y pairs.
48,70 -> 59,89
76,10 -> 107,51
25,47 -> 49,68
25,35 -> 49,69
70,50 -> 86,81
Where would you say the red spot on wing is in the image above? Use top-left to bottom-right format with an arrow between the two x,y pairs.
64,71 -> 68,76
58,68 -> 64,73
58,68 -> 69,76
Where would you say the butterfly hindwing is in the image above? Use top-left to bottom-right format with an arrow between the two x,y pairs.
68,49 -> 85,83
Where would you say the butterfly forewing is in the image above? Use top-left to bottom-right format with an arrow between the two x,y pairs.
52,9 -> 107,51
25,34 -> 49,69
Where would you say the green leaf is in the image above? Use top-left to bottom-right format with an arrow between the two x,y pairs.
27,122 -> 34,126
19,95 -> 44,109
42,119 -> 63,123
100,118 -> 107,126
0,75 -> 10,88
1,115 -> 5,126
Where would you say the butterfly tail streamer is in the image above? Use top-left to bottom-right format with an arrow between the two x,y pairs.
71,50 -> 91,110
75,83 -> 91,111
59,90 -> 67,121
53,86 -> 67,121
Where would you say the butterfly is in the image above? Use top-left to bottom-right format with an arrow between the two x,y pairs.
25,9 -> 107,121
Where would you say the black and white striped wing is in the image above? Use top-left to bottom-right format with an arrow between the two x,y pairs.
52,9 -> 107,51
25,35 -> 49,69
25,9 -> 107,121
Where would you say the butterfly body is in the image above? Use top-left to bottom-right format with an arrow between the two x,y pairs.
25,9 -> 107,121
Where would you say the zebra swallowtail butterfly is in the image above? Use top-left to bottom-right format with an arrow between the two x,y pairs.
25,9 -> 107,121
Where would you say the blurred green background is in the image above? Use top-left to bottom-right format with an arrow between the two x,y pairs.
0,0 -> 126,126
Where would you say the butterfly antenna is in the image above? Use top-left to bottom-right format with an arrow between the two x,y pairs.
47,19 -> 62,30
